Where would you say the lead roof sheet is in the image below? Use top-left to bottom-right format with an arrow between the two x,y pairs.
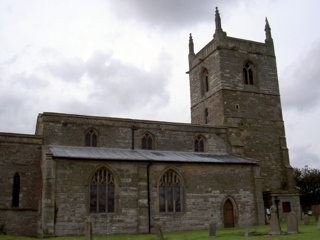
48,145 -> 255,165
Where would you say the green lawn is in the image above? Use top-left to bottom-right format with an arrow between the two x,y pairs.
0,220 -> 319,240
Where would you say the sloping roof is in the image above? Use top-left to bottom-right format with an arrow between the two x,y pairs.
48,145 -> 256,165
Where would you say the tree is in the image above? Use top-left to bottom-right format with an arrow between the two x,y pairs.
294,167 -> 320,212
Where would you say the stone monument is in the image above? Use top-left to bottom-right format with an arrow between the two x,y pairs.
269,205 -> 281,235
85,220 -> 92,240
303,214 -> 310,225
209,223 -> 216,237
287,212 -> 298,234
155,224 -> 163,240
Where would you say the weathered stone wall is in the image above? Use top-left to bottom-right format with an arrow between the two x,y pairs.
188,34 -> 291,191
222,89 -> 287,190
0,133 -> 42,236
36,113 -> 229,154
150,163 -> 258,231
52,159 -> 257,235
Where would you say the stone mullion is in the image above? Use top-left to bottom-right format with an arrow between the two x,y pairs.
105,182 -> 108,213
96,182 -> 99,213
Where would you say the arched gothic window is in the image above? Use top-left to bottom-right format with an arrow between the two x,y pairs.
12,173 -> 20,207
201,68 -> 209,94
142,133 -> 153,150
243,62 -> 254,85
85,129 -> 98,147
90,167 -> 115,213
194,135 -> 206,152
159,170 -> 182,213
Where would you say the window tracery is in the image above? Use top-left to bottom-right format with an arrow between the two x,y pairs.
90,167 -> 115,213
194,135 -> 206,152
201,68 -> 209,96
85,129 -> 98,147
159,170 -> 182,213
142,133 -> 153,150
243,62 -> 254,85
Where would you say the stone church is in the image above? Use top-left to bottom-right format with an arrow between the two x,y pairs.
0,8 -> 300,237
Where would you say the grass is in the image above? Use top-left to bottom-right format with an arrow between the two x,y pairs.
0,220 -> 319,240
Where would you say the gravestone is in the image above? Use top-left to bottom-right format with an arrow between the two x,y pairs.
244,228 -> 249,237
303,214 -> 310,225
155,224 -> 163,240
287,212 -> 298,234
311,205 -> 320,222
269,205 -> 281,235
85,220 -> 92,240
209,223 -> 216,238
317,216 -> 320,231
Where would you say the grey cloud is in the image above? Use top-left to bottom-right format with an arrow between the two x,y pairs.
85,51 -> 113,80
45,57 -> 85,82
0,84 -> 40,133
109,0 -> 240,29
10,73 -> 49,89
84,50 -> 171,115
290,145 -> 320,169
0,48 -> 172,134
281,40 -> 320,112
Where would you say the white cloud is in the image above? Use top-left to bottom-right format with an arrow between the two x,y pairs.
281,40 -> 320,112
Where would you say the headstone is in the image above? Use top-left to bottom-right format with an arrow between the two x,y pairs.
269,205 -> 281,235
209,223 -> 216,238
317,216 -> 320,231
303,214 -> 310,225
155,224 -> 163,240
287,212 -> 298,234
244,228 -> 249,237
311,205 -> 320,222
85,220 -> 92,240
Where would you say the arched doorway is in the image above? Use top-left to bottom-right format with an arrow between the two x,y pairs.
223,199 -> 234,228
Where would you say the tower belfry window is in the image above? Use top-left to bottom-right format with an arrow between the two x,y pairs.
243,63 -> 254,85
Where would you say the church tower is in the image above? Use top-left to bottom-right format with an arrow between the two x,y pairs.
188,7 -> 299,215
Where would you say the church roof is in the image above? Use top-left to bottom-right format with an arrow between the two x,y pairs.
48,145 -> 256,165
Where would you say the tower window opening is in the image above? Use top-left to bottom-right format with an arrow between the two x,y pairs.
205,74 -> 209,92
202,68 -> 209,94
243,63 -> 254,85
204,108 -> 208,124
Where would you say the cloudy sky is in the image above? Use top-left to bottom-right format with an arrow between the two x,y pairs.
1,0 -> 319,169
